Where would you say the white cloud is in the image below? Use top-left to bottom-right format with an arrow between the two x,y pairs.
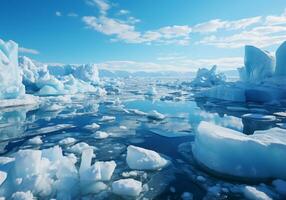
55,11 -> 62,17
118,9 -> 129,15
86,0 -> 110,15
193,19 -> 226,33
98,56 -> 243,72
19,47 -> 39,55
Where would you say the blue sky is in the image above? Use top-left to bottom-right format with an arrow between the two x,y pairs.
1,0 -> 286,71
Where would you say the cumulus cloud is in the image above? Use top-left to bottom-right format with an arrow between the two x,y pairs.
86,0 -> 110,14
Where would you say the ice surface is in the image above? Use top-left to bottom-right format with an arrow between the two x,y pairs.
11,191 -> 34,200
79,149 -> 116,194
243,45 -> 275,82
112,178 -> 142,197
0,39 -> 25,99
191,65 -> 226,87
193,121 -> 286,179
0,171 -> 7,186
126,145 -> 168,170
59,137 -> 76,145
84,123 -> 100,130
27,136 -> 43,145
92,131 -> 109,139
147,110 -> 166,120
242,186 -> 272,200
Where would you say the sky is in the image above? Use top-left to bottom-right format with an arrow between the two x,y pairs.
1,0 -> 286,72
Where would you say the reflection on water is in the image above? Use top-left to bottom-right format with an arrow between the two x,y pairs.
0,77 -> 285,199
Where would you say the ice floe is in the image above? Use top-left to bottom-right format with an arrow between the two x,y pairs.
112,178 -> 142,197
126,145 -> 169,170
193,121 -> 286,180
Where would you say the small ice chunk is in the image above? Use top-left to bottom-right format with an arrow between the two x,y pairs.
196,175 -> 206,182
112,178 -> 142,197
126,145 -> 168,170
0,171 -> 7,186
84,123 -> 100,130
80,149 -> 116,182
11,191 -> 34,200
272,179 -> 286,196
99,116 -> 116,122
92,131 -> 109,139
145,86 -> 158,96
147,110 -> 165,120
129,109 -> 147,116
14,149 -> 42,178
59,137 -> 76,145
27,136 -> 43,145
68,142 -> 93,154
242,186 -> 272,200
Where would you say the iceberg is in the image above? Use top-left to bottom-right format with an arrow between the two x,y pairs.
0,39 -> 25,100
191,65 -> 226,87
275,41 -> 286,76
126,145 -> 169,170
243,45 -> 275,82
192,121 -> 286,180
196,41 -> 286,103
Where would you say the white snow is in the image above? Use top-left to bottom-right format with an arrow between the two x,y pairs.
126,145 -> 168,170
112,178 -> 142,197
92,131 -> 109,139
193,121 -> 286,179
79,148 -> 116,194
67,142 -> 93,154
59,137 -> 76,145
99,116 -> 116,122
27,136 -> 43,145
84,123 -> 100,130
147,110 -> 166,120
11,191 -> 34,200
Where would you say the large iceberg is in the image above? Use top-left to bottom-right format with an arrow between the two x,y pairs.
0,39 -> 38,107
197,41 -> 286,103
0,39 -> 25,99
243,45 -> 275,82
192,121 -> 286,180
18,55 -> 102,97
275,41 -> 286,76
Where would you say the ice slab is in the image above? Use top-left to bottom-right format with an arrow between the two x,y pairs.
193,121 -> 286,180
112,178 -> 142,197
126,145 -> 169,170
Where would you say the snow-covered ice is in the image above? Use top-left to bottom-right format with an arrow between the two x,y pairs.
112,178 -> 142,197
126,145 -> 169,170
193,121 -> 286,180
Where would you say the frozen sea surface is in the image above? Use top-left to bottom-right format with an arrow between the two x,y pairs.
0,77 -> 285,199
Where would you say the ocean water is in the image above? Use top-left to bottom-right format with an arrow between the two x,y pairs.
0,77 -> 285,199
